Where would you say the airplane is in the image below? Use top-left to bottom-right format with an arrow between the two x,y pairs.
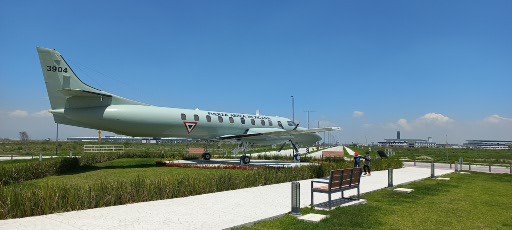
36,47 -> 340,164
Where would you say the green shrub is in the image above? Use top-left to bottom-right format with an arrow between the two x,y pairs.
0,157 -> 80,185
0,160 -> 403,220
79,151 -> 183,166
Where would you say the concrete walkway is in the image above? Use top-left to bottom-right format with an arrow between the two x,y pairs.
0,167 -> 453,230
404,161 -> 511,174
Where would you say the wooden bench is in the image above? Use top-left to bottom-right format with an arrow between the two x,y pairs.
187,147 -> 211,160
310,168 -> 362,209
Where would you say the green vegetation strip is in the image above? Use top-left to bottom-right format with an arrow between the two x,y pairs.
245,172 -> 512,229
0,158 -> 402,220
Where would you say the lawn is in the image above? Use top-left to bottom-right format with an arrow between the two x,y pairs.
246,172 -> 512,229
17,158 -> 248,187
348,146 -> 512,165
1,158 -> 341,219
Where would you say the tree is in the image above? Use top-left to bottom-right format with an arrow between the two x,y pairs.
19,131 -> 29,142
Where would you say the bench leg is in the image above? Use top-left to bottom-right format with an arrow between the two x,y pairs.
310,182 -> 314,207
328,193 -> 332,210
357,187 -> 360,200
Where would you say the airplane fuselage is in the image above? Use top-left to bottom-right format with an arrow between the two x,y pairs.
51,104 -> 321,146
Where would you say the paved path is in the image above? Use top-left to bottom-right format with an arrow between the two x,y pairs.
0,167 -> 453,230
404,161 -> 511,174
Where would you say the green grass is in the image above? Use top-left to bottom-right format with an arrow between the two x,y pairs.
245,172 -> 512,229
19,158 -> 238,187
350,146 -> 512,165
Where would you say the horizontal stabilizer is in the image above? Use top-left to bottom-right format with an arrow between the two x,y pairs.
59,88 -> 113,98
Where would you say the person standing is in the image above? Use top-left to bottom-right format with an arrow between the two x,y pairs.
353,152 -> 361,168
363,152 -> 372,175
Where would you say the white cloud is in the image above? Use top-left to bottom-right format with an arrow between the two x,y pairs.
32,110 -> 52,118
397,118 -> 412,130
417,113 -> 454,125
8,110 -> 28,118
353,111 -> 364,118
484,115 -> 512,124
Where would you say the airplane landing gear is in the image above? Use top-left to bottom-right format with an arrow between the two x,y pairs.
290,140 -> 301,163
240,155 -> 251,165
233,142 -> 252,165
202,152 -> 211,161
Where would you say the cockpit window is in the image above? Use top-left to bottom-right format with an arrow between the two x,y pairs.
181,113 -> 186,120
278,121 -> 284,129
287,121 -> 296,126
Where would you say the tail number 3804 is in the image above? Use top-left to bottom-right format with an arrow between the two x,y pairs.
46,66 -> 68,73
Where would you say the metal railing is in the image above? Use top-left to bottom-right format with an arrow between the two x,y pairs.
83,145 -> 125,153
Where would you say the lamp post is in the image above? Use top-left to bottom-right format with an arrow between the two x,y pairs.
304,110 -> 315,129
291,96 -> 295,123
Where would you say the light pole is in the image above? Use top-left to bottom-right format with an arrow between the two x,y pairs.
55,123 -> 59,156
291,96 -> 295,123
304,110 -> 315,129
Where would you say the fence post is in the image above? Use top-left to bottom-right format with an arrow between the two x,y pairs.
455,162 -> 458,172
489,165 -> 491,172
291,181 -> 301,216
449,162 -> 452,169
413,160 -> 416,166
468,163 -> 471,171
388,168 -> 393,187
510,163 -> 512,174
431,161 -> 435,178
39,152 -> 42,161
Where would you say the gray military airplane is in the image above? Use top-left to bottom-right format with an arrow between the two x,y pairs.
37,47 -> 340,164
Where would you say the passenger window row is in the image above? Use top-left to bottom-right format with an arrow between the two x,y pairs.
180,113 -> 295,127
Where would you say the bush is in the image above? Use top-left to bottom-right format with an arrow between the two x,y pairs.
79,151 -> 183,166
0,157 -> 80,186
0,158 -> 403,219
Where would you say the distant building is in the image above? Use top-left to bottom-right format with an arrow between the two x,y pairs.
378,131 -> 436,148
436,143 -> 463,149
67,136 -> 190,143
463,140 -> 512,150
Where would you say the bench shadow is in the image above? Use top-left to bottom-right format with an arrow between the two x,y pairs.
313,197 -> 364,210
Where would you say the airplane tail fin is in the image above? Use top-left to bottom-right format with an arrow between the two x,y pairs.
36,47 -> 143,110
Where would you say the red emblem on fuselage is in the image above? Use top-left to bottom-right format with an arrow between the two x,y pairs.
183,121 -> 198,134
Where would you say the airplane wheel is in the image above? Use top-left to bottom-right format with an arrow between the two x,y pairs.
293,154 -> 300,162
202,152 -> 211,161
240,155 -> 251,164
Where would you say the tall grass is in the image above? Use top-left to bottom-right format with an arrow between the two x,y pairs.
0,158 -> 402,220
0,157 -> 79,185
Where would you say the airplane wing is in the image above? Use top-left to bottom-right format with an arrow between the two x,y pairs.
219,127 -> 341,140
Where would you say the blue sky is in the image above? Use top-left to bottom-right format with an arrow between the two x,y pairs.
1,0 -> 511,143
